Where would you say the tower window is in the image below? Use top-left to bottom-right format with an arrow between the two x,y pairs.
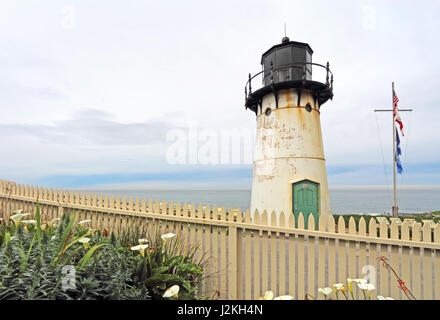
305,104 -> 312,112
265,108 -> 272,116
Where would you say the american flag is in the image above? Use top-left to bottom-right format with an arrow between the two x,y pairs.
393,88 -> 404,136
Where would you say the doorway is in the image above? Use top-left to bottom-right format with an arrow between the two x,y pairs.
292,180 -> 319,229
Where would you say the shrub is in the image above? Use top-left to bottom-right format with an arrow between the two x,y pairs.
0,203 -> 206,300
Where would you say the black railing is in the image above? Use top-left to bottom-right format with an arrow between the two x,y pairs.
245,61 -> 333,102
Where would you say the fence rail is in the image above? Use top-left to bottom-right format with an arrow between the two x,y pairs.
1,179 -> 439,300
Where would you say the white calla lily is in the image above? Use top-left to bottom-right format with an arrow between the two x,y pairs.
130,244 -> 149,256
161,233 -> 176,241
353,278 -> 367,285
163,285 -> 179,298
10,213 -> 30,226
333,283 -> 345,290
79,237 -> 91,249
263,290 -> 274,300
318,287 -> 333,297
21,220 -> 37,224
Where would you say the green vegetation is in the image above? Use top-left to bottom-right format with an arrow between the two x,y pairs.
0,202 -> 207,300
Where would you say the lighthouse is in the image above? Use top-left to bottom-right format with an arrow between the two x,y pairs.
245,36 -> 334,228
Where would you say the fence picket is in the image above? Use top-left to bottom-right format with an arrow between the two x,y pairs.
337,216 -> 346,287
288,213 -> 296,298
297,213 -> 305,299
261,211 -> 269,294
422,222 -> 432,299
347,217 -> 357,298
270,211 -> 277,295
253,209 -> 261,299
279,214 -> 287,295
307,214 -> 316,298
244,227 -> 252,299
412,223 -> 422,299
327,215 -> 336,288
211,206 -> 220,298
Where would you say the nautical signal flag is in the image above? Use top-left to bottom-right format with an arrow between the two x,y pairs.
395,128 -> 403,174
393,88 -> 404,136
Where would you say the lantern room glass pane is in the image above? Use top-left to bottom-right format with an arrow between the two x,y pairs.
275,47 -> 292,67
292,46 -> 306,64
263,52 -> 275,77
306,50 -> 312,78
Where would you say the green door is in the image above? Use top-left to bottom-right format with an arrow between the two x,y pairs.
292,180 -> 319,229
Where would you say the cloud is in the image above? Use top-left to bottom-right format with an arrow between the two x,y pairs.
0,0 -> 439,187
0,108 -> 172,146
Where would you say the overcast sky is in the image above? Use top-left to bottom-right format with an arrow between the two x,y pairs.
1,0 -> 439,189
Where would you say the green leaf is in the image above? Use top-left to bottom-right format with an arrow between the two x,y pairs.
151,266 -> 169,275
78,244 -> 107,269
21,234 -> 36,270
4,232 -> 11,245
177,263 -> 202,275
182,280 -> 192,292
143,274 -> 181,287
53,211 -> 79,265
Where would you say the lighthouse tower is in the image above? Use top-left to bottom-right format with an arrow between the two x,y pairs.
245,36 -> 334,228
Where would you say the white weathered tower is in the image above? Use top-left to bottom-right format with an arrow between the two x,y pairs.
245,37 -> 334,228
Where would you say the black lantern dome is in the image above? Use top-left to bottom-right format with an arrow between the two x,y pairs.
245,37 -> 333,114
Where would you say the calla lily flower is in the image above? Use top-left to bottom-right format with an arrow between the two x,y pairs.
318,287 -> 333,297
130,244 -> 149,256
78,219 -> 92,226
354,278 -> 367,285
163,285 -> 179,298
10,213 -> 30,226
263,290 -> 274,300
358,283 -> 375,291
21,220 -> 37,224
333,283 -> 345,291
79,237 -> 91,249
161,233 -> 176,241
274,295 -> 294,300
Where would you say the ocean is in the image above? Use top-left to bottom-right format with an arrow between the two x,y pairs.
81,187 -> 440,215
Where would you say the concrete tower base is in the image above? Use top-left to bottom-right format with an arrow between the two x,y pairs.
250,88 -> 331,224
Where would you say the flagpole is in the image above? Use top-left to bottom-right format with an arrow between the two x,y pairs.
392,82 -> 397,217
